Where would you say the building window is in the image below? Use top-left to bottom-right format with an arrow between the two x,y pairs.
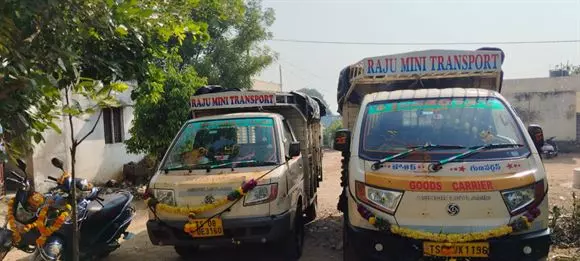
103,107 -> 123,144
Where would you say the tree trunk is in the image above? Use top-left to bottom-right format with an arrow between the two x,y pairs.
65,88 -> 80,261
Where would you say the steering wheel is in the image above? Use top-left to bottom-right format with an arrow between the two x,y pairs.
375,135 -> 408,151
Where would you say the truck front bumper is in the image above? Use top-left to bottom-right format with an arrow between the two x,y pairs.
146,211 -> 291,247
347,222 -> 551,261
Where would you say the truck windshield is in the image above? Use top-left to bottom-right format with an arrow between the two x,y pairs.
162,117 -> 279,171
359,97 -> 530,161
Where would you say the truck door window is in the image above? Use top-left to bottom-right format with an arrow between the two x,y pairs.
282,120 -> 296,154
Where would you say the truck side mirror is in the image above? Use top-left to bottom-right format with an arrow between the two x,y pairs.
333,129 -> 351,152
288,141 -> 301,158
527,124 -> 544,152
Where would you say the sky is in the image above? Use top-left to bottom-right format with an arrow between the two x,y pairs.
257,0 -> 580,114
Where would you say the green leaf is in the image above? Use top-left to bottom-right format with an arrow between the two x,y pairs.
115,25 -> 129,36
62,106 -> 83,116
47,122 -> 62,134
110,82 -> 129,92
33,133 -> 43,143
57,58 -> 67,72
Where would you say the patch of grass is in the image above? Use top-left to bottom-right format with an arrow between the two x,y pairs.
550,192 -> 580,248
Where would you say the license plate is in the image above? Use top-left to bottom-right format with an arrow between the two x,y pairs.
423,242 -> 490,257
189,218 -> 224,238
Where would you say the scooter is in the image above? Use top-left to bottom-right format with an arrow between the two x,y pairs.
0,159 -> 39,260
541,136 -> 558,159
0,158 -> 136,261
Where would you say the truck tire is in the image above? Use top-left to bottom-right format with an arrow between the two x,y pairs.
305,196 -> 318,223
283,205 -> 305,260
343,214 -> 359,261
174,245 -> 199,259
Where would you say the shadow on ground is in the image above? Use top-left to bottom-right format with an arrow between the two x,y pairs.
544,154 -> 578,165
13,215 -> 343,261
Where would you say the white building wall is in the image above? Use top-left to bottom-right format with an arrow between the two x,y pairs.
503,91 -> 576,141
503,75 -> 580,142
32,86 -> 144,192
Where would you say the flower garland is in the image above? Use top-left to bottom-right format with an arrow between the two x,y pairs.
146,179 -> 259,237
6,195 -> 71,247
357,203 -> 541,243
6,198 -> 37,245
35,203 -> 71,246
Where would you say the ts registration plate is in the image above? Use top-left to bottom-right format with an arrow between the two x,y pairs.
423,242 -> 490,257
189,218 -> 224,238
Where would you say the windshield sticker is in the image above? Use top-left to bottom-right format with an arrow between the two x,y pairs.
449,166 -> 466,172
469,163 -> 501,172
383,163 -> 427,171
194,119 -> 274,129
506,162 -> 522,169
368,99 -> 504,115
416,195 -> 491,201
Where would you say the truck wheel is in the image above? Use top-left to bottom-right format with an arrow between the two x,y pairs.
305,197 -> 318,223
343,215 -> 359,261
174,245 -> 199,259
283,206 -> 305,260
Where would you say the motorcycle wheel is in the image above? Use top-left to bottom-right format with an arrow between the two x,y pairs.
29,249 -> 64,261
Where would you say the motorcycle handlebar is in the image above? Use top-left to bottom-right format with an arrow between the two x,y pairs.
48,176 -> 58,182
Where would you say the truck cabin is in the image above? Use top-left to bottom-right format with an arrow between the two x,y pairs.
182,86 -> 327,202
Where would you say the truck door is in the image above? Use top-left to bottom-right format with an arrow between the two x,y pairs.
282,119 -> 302,204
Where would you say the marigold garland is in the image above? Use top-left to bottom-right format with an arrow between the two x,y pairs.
146,179 -> 259,237
6,198 -> 37,245
357,203 -> 541,243
35,203 -> 71,246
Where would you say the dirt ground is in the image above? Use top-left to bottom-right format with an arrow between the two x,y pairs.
4,150 -> 580,260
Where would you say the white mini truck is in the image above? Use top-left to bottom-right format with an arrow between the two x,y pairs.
333,48 -> 551,261
146,86 -> 325,260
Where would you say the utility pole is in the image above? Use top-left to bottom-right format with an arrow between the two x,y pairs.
279,64 -> 283,92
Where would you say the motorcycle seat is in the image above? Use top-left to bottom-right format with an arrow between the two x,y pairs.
86,192 -> 131,221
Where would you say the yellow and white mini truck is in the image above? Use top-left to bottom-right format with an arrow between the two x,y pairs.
333,48 -> 551,261
145,86 -> 325,260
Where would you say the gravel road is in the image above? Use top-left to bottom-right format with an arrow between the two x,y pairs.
4,150 -> 580,260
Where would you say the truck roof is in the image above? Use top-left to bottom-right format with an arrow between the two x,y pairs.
337,47 -> 505,113
190,85 -> 327,122
363,88 -> 502,104
185,112 -> 281,123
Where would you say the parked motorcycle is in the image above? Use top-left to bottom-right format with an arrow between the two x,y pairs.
0,158 -> 136,261
541,136 -> 559,159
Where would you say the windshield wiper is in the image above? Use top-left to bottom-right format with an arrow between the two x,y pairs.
371,143 -> 466,170
162,165 -> 195,173
429,143 -> 524,172
206,160 -> 257,172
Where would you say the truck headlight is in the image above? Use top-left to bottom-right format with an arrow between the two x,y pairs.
501,179 -> 545,215
154,189 -> 176,206
355,181 -> 403,214
244,184 -> 278,206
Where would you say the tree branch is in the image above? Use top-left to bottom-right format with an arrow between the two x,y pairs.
74,86 -> 114,146
75,109 -> 103,145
